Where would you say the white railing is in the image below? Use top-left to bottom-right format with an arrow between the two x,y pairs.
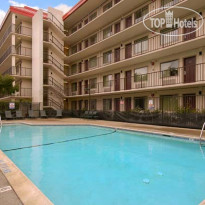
200,122 -> 205,146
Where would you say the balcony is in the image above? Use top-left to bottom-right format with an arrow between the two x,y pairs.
2,66 -> 32,77
43,76 -> 65,96
43,32 -> 65,56
0,46 -> 32,65
43,55 -> 66,78
66,63 -> 205,97
0,88 -> 32,99
67,17 -> 205,79
0,24 -> 32,50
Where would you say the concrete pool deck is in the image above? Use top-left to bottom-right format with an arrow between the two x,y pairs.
1,118 -> 205,204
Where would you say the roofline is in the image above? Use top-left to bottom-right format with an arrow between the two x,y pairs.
63,0 -> 88,21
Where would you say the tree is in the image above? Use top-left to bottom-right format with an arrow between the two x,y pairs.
0,74 -> 19,97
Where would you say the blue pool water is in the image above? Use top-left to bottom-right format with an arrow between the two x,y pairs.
0,125 -> 205,205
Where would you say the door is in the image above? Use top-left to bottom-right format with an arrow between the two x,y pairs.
84,60 -> 89,71
184,56 -> 196,83
114,98 -> 120,111
115,73 -> 120,91
114,47 -> 120,62
125,97 -> 132,112
125,43 -> 132,59
183,94 -> 196,110
84,80 -> 88,94
125,16 -> 132,28
183,19 -> 196,41
79,100 -> 83,110
78,81 -> 82,95
125,70 -> 132,90
115,22 -> 121,33
78,62 -> 82,73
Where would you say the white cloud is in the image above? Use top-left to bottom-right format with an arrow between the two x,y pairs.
9,0 -> 39,10
55,4 -> 72,14
0,9 -> 6,26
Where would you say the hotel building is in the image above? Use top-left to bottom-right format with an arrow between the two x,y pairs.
0,0 -> 205,112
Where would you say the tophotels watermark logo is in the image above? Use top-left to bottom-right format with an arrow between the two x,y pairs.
143,6 -> 204,36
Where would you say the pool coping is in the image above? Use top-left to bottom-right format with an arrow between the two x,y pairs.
0,150 -> 53,205
3,121 -> 205,143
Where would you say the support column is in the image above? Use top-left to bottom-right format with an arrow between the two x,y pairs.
32,10 -> 43,109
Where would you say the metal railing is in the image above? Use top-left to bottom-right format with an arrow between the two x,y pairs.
67,0 -> 185,54
43,55 -> 65,73
47,12 -> 64,33
15,88 -> 32,97
200,122 -> 205,146
0,24 -> 32,49
43,31 -> 64,52
3,66 -> 32,77
67,17 -> 205,76
44,76 -> 65,95
43,97 -> 63,110
67,63 -> 205,96
0,45 -> 32,64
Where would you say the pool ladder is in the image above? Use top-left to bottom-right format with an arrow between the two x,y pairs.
200,122 -> 205,146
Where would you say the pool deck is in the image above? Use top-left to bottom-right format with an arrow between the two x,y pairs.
1,118 -> 205,204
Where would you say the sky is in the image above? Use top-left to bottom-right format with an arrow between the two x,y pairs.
0,0 -> 79,25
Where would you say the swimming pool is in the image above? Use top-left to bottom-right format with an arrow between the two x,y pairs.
0,124 -> 204,205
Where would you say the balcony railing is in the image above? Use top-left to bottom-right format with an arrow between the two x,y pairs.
66,0 -> 185,55
66,63 -> 205,96
47,12 -> 64,34
0,24 -> 32,49
43,97 -> 63,110
2,66 -> 32,77
67,17 -> 205,77
0,46 -> 32,64
43,32 -> 64,53
66,0 -> 123,36
44,76 -> 65,95
15,88 -> 32,97
43,55 -> 64,73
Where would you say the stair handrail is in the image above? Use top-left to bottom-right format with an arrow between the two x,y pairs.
200,122 -> 205,146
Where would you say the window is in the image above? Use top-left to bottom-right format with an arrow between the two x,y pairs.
90,99 -> 97,110
84,18 -> 88,25
89,56 -> 97,68
134,97 -> 146,110
103,99 -> 112,111
183,94 -> 196,110
103,75 -> 112,87
161,28 -> 179,46
160,95 -> 178,111
114,0 -> 121,4
89,12 -> 97,21
89,78 -> 97,89
103,2 -> 112,12
134,36 -> 148,55
125,16 -> 132,28
71,83 -> 77,92
161,0 -> 178,8
103,26 -> 112,39
84,39 -> 89,48
71,64 -> 77,75
135,5 -> 148,24
134,67 -> 148,82
90,34 -> 97,45
103,50 -> 112,64
114,22 -> 121,33
71,26 -> 77,34
161,60 -> 178,77
71,45 -> 77,54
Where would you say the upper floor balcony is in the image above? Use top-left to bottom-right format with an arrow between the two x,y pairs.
43,31 -> 65,58
66,17 -> 205,80
2,66 -> 32,78
0,88 -> 32,99
0,24 -> 32,51
0,45 -> 32,66
64,0 -> 204,46
66,62 -> 205,97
